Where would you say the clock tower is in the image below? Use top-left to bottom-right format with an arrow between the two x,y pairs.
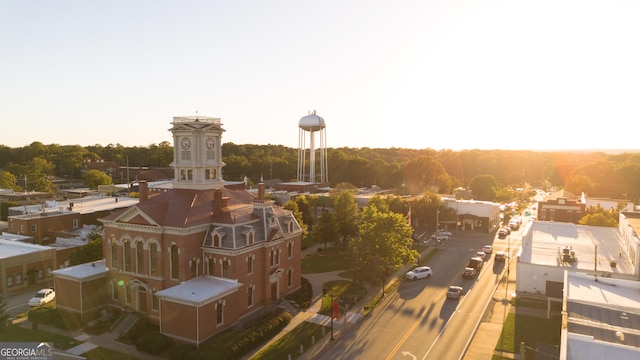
169,116 -> 225,190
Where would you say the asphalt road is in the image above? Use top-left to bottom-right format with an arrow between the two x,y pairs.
316,224 -> 526,360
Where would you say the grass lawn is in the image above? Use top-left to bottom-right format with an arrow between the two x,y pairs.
249,322 -> 329,360
301,245 -> 353,274
495,311 -> 561,358
319,280 -> 366,316
83,347 -> 141,360
0,325 -> 81,350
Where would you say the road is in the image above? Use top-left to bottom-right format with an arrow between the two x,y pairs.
316,220 -> 527,360
4,288 -> 37,317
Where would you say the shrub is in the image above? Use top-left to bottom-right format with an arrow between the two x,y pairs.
286,277 -> 312,309
135,330 -> 170,355
169,343 -> 195,360
186,309 -> 292,360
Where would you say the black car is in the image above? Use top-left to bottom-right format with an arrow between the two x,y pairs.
498,227 -> 511,239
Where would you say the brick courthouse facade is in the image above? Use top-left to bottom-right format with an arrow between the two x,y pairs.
55,116 -> 303,345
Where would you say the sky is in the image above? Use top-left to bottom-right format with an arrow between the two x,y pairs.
2,1 -> 639,151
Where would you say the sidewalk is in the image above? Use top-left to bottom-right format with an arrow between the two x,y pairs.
464,256 -> 517,359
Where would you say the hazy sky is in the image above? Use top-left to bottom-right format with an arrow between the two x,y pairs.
2,1 -> 639,151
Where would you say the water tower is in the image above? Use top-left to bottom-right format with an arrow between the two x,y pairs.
297,111 -> 328,184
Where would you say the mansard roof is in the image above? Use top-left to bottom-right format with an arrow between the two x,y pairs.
102,188 -> 257,228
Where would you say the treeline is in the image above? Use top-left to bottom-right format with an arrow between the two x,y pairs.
1,142 -> 640,202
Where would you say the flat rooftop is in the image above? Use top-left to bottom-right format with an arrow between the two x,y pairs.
9,195 -> 139,219
521,221 -> 634,276
0,239 -> 53,259
565,272 -> 640,358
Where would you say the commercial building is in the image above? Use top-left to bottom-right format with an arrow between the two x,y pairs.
516,217 -> 640,317
561,272 -> 640,359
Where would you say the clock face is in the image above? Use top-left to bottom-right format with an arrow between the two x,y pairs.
206,137 -> 215,150
181,137 -> 191,150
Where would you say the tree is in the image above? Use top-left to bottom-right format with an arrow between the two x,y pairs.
468,174 -> 499,201
284,199 -> 308,239
0,171 -> 18,190
294,195 -> 315,229
314,210 -> 338,249
402,156 -> 452,195
331,189 -> 360,242
23,157 -> 56,192
578,204 -> 618,227
69,232 -> 104,265
84,169 -> 113,189
350,199 -> 418,288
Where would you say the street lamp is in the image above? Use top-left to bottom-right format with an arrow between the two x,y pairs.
324,288 -> 335,340
329,293 -> 335,340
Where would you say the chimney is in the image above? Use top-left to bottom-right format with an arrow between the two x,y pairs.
214,188 -> 223,214
258,183 -> 265,199
139,181 -> 148,202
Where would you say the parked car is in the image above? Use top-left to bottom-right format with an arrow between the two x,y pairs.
439,231 -> 453,237
462,267 -> 478,279
28,288 -> 55,307
467,257 -> 484,270
431,234 -> 449,241
475,251 -> 487,261
495,251 -> 506,262
482,245 -> 493,254
498,228 -> 511,239
405,266 -> 433,280
446,285 -> 463,299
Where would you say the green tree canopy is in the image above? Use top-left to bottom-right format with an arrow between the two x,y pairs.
313,210 -> 339,249
350,199 -> 418,287
84,169 -> 113,189
331,189 -> 360,242
69,232 -> 104,265
284,199 -> 308,239
0,171 -> 18,190
469,174 -> 499,201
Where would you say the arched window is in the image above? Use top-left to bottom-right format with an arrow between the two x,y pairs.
123,239 -> 132,272
111,243 -> 119,268
213,234 -> 220,247
170,245 -> 179,279
216,302 -> 224,325
247,255 -> 254,274
136,241 -> 144,274
247,286 -> 254,307
208,257 -> 215,276
150,243 -> 158,276
222,259 -> 230,278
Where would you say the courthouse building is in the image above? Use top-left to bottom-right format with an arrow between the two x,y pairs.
55,116 -> 304,345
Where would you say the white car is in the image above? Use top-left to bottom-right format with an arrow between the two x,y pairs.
28,288 -> 55,307
405,266 -> 433,280
482,245 -> 493,254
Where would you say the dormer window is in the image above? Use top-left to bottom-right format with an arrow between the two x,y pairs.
241,226 -> 255,246
213,234 -> 221,247
284,219 -> 294,233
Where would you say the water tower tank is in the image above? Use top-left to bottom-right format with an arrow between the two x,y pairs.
299,112 -> 325,132
297,111 -> 328,184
